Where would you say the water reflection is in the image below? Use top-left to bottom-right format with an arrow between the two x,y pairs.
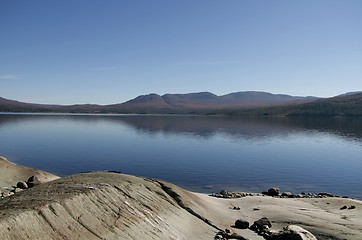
1,114 -> 361,141
0,113 -> 362,198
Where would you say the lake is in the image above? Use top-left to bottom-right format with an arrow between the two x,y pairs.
0,113 -> 361,199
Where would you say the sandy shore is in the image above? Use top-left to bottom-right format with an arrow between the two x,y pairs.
0,156 -> 361,239
0,156 -> 59,190
193,192 -> 362,239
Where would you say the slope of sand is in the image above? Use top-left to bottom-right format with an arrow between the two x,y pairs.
0,157 -> 361,239
0,156 -> 59,189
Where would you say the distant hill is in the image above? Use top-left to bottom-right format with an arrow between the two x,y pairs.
285,92 -> 362,117
0,97 -> 58,112
1,91 -> 361,116
224,92 -> 362,117
337,91 -> 362,97
0,97 -> 101,113
102,91 -> 316,113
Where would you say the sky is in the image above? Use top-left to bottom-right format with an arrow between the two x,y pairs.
1,0 -> 361,104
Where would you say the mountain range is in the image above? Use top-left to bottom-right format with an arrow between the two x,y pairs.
1,91 -> 361,116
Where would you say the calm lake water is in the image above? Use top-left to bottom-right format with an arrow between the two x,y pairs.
1,114 -> 362,198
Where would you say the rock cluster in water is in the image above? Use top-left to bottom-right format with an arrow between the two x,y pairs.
262,187 -> 351,199
209,190 -> 254,198
210,187 -> 351,199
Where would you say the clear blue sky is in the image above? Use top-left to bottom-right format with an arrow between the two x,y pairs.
1,1 -> 361,104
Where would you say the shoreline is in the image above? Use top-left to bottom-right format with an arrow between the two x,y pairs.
1,156 -> 361,239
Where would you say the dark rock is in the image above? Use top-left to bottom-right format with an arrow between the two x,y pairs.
17,181 -> 28,189
214,231 -> 224,239
214,230 -> 249,240
234,219 -> 249,229
229,233 -> 248,240
27,175 -> 41,188
318,192 -> 334,197
281,192 -> 294,198
253,208 -> 260,211
220,189 -> 228,195
267,188 -> 280,197
340,205 -> 348,210
348,205 -> 356,210
250,217 -> 272,232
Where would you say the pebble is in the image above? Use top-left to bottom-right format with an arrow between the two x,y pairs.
13,188 -> 22,193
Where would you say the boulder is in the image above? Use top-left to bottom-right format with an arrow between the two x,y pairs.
318,192 -> 334,197
234,219 -> 249,229
268,225 -> 317,240
281,192 -> 294,198
250,217 -> 272,232
267,188 -> 280,196
220,189 -> 228,195
27,175 -> 41,188
17,181 -> 28,189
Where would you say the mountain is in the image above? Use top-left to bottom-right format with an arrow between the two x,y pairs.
1,91 -> 361,116
102,91 -> 316,113
337,91 -> 362,97
0,97 -> 59,112
285,92 -> 362,117
219,91 -> 316,106
224,92 -> 362,117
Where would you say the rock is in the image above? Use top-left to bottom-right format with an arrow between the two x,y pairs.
27,175 -> 41,188
268,225 -> 317,240
261,224 -> 270,233
267,188 -> 280,196
234,219 -> 249,229
17,181 -> 28,189
229,233 -> 248,240
348,205 -> 356,210
250,217 -> 272,232
340,205 -> 348,210
220,189 -> 228,195
318,192 -> 334,197
13,188 -> 22,193
214,234 -> 223,240
281,192 -> 294,198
